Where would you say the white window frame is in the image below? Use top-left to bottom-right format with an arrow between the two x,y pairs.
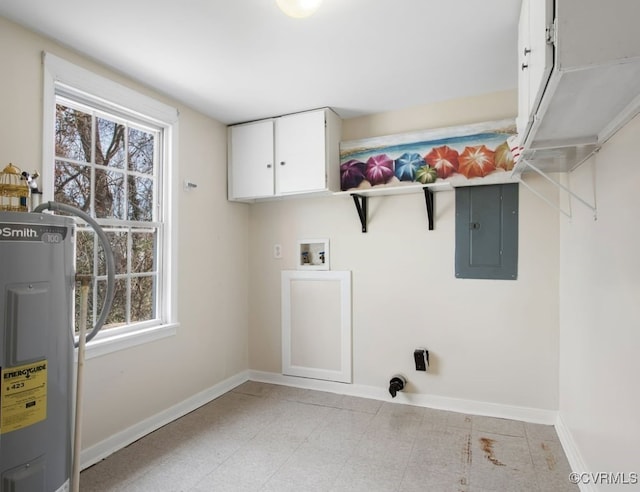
42,52 -> 179,358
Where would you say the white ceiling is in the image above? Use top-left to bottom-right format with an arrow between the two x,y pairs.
0,0 -> 521,125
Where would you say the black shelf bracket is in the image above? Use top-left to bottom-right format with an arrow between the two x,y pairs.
351,194 -> 368,233
423,187 -> 434,230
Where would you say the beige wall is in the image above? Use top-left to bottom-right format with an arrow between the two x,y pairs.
559,114 -> 640,473
2,12 -> 565,454
342,90 -> 517,141
0,17 -> 250,449
249,91 -> 562,410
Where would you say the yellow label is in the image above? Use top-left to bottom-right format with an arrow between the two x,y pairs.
1,360 -> 47,434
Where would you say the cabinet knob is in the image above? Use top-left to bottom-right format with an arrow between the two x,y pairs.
267,163 -> 272,168
523,47 -> 531,56
521,63 -> 529,71
280,161 -> 286,166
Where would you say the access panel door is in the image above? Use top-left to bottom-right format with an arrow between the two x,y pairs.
281,270 -> 352,383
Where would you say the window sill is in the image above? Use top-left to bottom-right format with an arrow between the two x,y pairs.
81,322 -> 178,360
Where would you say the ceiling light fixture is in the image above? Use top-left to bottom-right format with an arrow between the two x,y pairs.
276,0 -> 323,18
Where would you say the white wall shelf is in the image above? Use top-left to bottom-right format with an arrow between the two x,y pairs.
334,174 -> 521,233
334,183 -> 449,233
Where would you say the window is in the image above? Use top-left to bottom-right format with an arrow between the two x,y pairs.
43,53 -> 179,356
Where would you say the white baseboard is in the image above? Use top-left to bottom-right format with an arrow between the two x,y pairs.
555,413 -> 595,492
249,370 -> 558,425
80,370 -> 250,470
82,369 -> 560,471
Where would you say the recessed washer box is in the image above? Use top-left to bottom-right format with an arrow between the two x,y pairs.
297,238 -> 329,270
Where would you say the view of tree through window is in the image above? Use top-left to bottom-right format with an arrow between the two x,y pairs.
55,100 -> 160,332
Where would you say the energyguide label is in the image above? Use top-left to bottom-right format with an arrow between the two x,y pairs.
0,360 -> 48,434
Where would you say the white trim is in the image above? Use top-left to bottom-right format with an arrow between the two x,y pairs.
164,121 -> 180,326
281,270 -> 352,383
555,414 -> 595,492
42,52 -> 178,124
78,323 -> 178,360
80,369 -> 560,472
80,370 -> 250,470
249,370 -> 558,425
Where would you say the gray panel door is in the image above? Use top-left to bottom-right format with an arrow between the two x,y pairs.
455,184 -> 518,280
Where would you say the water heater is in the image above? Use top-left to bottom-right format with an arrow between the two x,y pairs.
0,211 -> 75,492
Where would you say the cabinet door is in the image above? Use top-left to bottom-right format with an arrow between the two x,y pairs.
527,0 -> 553,120
517,0 -> 553,139
275,110 -> 326,195
516,0 -> 531,135
229,120 -> 274,199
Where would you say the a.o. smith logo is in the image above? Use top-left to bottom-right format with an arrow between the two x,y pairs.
0,226 -> 38,239
0,223 -> 68,243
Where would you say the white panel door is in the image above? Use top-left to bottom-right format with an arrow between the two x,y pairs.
229,119 -> 274,199
275,110 -> 326,195
281,270 -> 352,383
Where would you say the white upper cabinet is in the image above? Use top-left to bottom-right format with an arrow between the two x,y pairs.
228,108 -> 341,201
516,0 -> 640,174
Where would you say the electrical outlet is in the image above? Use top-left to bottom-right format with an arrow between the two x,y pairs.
414,348 -> 429,371
273,244 -> 282,259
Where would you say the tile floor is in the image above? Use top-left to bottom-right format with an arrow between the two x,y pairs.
80,382 -> 578,492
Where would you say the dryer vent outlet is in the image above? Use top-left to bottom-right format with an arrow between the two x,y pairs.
389,375 -> 406,398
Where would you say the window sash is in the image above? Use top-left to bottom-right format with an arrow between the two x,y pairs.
55,97 -> 163,331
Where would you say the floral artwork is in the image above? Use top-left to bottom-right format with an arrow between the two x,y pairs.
339,119 -> 517,191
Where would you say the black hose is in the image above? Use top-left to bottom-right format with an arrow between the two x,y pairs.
33,201 -> 116,346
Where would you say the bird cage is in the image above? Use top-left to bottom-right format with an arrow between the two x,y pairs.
0,163 -> 29,212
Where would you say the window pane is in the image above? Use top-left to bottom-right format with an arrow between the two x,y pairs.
128,128 -> 154,174
95,117 -> 125,168
131,276 -> 155,322
55,161 -> 91,211
56,104 -> 92,162
97,230 -> 128,276
94,169 -> 125,219
76,229 -> 94,275
98,278 -> 127,328
74,281 -> 94,334
127,175 -> 153,221
132,231 -> 157,273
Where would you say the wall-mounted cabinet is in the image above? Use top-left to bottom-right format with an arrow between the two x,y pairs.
228,108 -> 341,201
515,0 -> 640,175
